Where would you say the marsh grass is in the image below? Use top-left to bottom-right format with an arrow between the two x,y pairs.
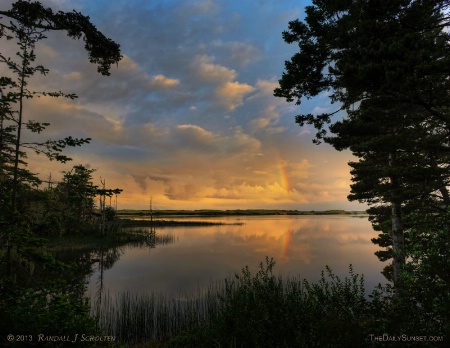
120,219 -> 243,228
46,227 -> 176,251
122,228 -> 177,248
92,257 -> 371,347
92,282 -> 223,344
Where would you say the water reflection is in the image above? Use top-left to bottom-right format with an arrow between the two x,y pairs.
89,229 -> 177,314
87,215 -> 386,298
52,244 -> 124,283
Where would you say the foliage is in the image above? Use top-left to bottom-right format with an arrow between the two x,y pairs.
328,95 -> 450,287
167,256 -> 449,347
104,206 -> 118,221
0,0 -> 122,76
82,253 -> 450,347
400,211 -> 450,336
203,257 -> 368,348
366,283 -> 448,346
93,257 -> 371,347
0,15 -> 93,215
274,0 -> 450,293
0,240 -> 101,346
0,1 -> 123,344
274,0 -> 450,142
57,165 -> 98,226
0,0 -> 122,217
0,282 -> 99,347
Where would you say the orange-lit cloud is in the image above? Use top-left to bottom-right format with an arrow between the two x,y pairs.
150,74 -> 180,89
216,81 -> 254,110
2,0 -> 366,211
194,55 -> 236,83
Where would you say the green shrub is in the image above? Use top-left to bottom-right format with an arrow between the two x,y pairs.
0,281 -> 99,347
191,257 -> 369,348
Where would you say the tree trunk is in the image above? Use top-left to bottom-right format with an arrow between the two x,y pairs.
389,152 -> 405,296
391,201 -> 405,295
12,42 -> 27,212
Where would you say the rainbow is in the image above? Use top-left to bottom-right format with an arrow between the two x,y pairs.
278,161 -> 290,192
281,228 -> 293,259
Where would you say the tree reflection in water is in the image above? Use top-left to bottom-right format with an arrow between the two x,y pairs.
92,228 -> 176,321
50,228 -> 176,325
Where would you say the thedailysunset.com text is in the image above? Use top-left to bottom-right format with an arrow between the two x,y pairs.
368,334 -> 444,343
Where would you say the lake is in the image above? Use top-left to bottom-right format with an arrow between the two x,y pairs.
87,215 -> 387,299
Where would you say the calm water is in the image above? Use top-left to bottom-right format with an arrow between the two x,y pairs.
87,215 -> 387,298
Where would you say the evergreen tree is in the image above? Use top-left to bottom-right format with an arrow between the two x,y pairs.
0,0 -> 121,281
0,0 -> 122,218
56,164 -> 122,234
274,0 -> 450,139
0,0 -> 121,76
328,95 -> 450,288
274,0 -> 450,293
58,165 -> 97,226
0,1 -> 123,341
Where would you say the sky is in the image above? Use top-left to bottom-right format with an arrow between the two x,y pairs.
1,0 -> 366,211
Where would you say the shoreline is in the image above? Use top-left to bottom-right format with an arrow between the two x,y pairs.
117,209 -> 368,218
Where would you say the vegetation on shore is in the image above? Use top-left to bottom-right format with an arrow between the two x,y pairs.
275,0 -> 450,296
95,257 -> 369,347
95,257 -> 448,348
119,218 -> 243,228
0,2 -> 123,346
118,209 -> 368,217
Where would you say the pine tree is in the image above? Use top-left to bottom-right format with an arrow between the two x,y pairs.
328,95 -> 450,289
0,0 -> 121,279
274,0 -> 450,293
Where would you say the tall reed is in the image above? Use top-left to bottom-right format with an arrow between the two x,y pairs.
92,257 -> 369,346
92,280 -> 225,344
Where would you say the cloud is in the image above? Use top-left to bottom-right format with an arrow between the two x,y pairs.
37,43 -> 59,60
20,96 -> 124,145
246,80 -> 287,132
1,0 -> 365,211
193,55 -> 236,83
254,79 -> 279,96
212,40 -> 262,66
150,74 -> 180,89
311,106 -> 331,115
216,81 -> 254,110
250,105 -> 280,130
191,55 -> 254,110
174,124 -> 216,149
192,0 -> 218,14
